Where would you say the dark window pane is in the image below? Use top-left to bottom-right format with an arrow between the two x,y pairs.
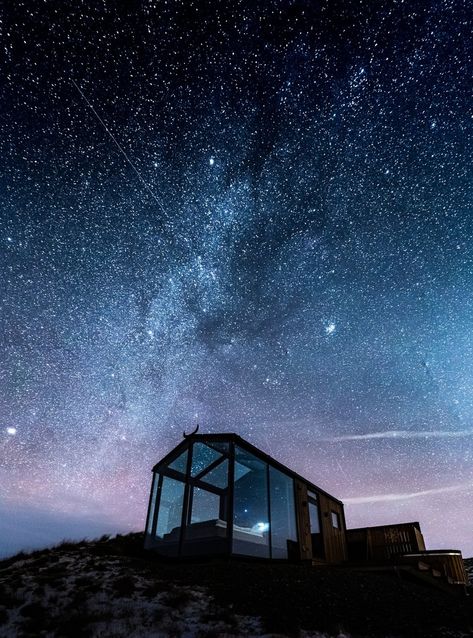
191,442 -> 222,476
146,474 -> 159,535
206,441 -> 229,454
183,486 -> 228,555
191,487 -> 221,524
233,446 -> 270,558
269,467 -> 297,559
168,449 -> 188,474
331,511 -> 341,529
156,477 -> 185,542
200,459 -> 228,489
309,502 -> 320,534
309,500 -> 324,559
234,460 -> 251,481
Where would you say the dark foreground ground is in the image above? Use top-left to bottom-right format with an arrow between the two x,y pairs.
0,533 -> 472,638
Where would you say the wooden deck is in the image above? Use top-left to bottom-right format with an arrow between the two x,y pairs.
344,523 -> 468,591
398,550 -> 468,586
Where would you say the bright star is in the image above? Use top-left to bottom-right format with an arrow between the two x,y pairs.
6,427 -> 17,436
209,157 -> 215,165
325,323 -> 336,335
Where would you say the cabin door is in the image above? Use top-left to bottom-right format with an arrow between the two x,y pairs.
307,491 -> 325,560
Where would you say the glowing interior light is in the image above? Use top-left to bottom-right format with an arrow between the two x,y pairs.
253,522 -> 269,533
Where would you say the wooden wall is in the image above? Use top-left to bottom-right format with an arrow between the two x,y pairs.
294,480 -> 347,563
318,492 -> 348,563
294,480 -> 313,560
346,523 -> 426,561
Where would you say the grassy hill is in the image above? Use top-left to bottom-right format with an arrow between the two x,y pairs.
0,533 -> 472,638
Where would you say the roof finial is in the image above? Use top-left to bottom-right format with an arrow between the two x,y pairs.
183,423 -> 199,438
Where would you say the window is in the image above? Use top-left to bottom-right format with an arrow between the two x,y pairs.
309,501 -> 321,534
168,449 -> 188,474
206,440 -> 229,455
191,442 -> 222,476
183,481 -> 228,552
269,467 -> 297,559
155,477 -> 185,542
233,446 -> 270,558
191,487 -> 221,524
200,459 -> 228,489
146,474 -> 159,535
331,511 -> 341,529
308,491 -> 324,559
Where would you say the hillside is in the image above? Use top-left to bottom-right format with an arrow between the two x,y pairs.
0,533 -> 472,638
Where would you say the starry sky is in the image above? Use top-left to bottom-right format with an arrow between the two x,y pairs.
2,0 -> 473,558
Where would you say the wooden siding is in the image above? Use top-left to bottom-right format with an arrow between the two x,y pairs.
318,493 -> 347,563
294,479 -> 312,560
346,523 -> 426,561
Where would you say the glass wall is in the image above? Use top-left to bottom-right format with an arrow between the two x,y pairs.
155,476 -> 185,554
190,487 -> 221,523
182,441 -> 230,554
269,467 -> 297,559
146,474 -> 159,535
145,438 -> 304,560
200,459 -> 228,489
233,446 -> 270,558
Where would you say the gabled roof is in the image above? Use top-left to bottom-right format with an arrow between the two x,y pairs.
152,432 -> 344,506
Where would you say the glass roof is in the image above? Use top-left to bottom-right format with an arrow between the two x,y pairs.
191,442 -> 222,477
168,449 -> 188,474
199,458 -> 228,489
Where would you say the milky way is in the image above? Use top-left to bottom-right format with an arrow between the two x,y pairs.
2,1 -> 473,557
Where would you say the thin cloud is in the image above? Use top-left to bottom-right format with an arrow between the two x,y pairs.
323,429 -> 473,442
344,481 -> 473,505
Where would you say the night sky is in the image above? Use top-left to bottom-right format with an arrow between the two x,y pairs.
2,0 -> 473,558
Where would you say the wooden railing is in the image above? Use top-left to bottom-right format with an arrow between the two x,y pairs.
346,522 -> 425,561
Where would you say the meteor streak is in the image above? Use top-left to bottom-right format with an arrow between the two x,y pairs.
71,79 -> 166,214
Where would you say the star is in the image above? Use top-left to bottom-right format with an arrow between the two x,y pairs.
325,323 -> 336,335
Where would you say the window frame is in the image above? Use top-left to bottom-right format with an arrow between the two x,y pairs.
268,465 -> 298,559
331,510 -> 341,530
231,444 -> 271,558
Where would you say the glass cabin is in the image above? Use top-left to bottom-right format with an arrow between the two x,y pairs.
144,433 -> 347,562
